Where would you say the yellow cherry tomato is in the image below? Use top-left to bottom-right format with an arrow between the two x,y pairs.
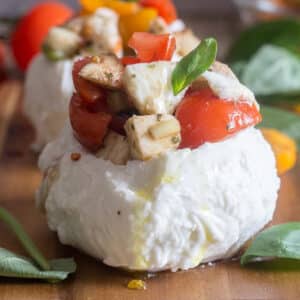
119,8 -> 158,46
80,0 -> 139,15
261,128 -> 297,175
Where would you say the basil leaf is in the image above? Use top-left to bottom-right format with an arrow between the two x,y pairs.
42,44 -> 67,62
241,223 -> 300,265
259,105 -> 300,148
0,206 -> 50,271
239,46 -> 300,97
228,19 -> 300,63
0,248 -> 76,282
172,38 -> 217,95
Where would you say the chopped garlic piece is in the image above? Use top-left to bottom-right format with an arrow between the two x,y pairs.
125,115 -> 181,161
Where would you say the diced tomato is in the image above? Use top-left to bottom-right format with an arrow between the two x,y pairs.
70,93 -> 112,151
127,32 -> 176,63
175,88 -> 262,149
72,57 -> 106,103
121,56 -> 141,66
109,115 -> 128,135
140,0 -> 177,24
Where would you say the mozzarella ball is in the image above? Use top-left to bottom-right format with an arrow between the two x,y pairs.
24,54 -> 74,151
37,125 -> 280,272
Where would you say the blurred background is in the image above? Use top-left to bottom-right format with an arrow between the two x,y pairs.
0,0 -> 236,16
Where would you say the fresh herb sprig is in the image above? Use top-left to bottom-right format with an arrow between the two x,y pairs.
0,206 -> 76,282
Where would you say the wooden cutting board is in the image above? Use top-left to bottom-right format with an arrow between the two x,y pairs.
0,81 -> 300,300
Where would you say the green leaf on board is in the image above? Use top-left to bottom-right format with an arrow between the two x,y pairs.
241,223 -> 300,266
259,105 -> 300,148
172,38 -> 217,95
0,206 -> 50,271
0,248 -> 76,282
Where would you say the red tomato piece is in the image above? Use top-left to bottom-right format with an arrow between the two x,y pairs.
73,57 -> 107,103
11,2 -> 73,71
128,32 -> 176,63
175,88 -> 262,149
121,56 -> 141,66
140,0 -> 177,24
70,93 -> 112,151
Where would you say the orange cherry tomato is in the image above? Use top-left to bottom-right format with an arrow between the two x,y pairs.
175,88 -> 262,149
140,0 -> 177,24
73,57 -> 107,103
70,93 -> 112,151
127,32 -> 176,63
11,2 -> 74,71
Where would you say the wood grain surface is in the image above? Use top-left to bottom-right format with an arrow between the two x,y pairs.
0,81 -> 300,300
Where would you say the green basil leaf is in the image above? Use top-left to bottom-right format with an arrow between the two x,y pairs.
240,45 -> 300,97
172,38 -> 217,95
259,105 -> 300,148
0,206 -> 50,271
0,248 -> 76,282
241,223 -> 300,265
42,44 -> 67,62
228,19 -> 300,63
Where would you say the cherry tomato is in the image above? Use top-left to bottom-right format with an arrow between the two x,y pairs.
127,32 -> 176,63
73,57 -> 107,103
11,2 -> 73,71
0,41 -> 5,67
109,115 -> 128,135
70,93 -> 112,151
140,0 -> 177,24
175,88 -> 262,149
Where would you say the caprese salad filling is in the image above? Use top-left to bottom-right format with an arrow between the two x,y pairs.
69,32 -> 261,162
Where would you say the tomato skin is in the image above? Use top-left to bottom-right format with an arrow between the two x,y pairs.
121,56 -> 141,66
175,88 -> 262,149
128,32 -> 176,63
140,0 -> 177,24
73,57 -> 107,103
70,93 -> 112,151
11,2 -> 73,71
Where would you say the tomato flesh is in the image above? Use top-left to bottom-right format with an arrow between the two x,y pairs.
73,57 -> 106,103
175,88 -> 262,149
121,56 -> 141,66
70,93 -> 112,151
128,32 -> 176,63
140,0 -> 177,24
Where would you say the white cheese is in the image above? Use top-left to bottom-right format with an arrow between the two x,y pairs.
38,125 -> 280,272
24,54 -> 75,151
123,62 -> 187,114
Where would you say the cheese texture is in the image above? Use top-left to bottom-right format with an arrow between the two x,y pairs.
38,125 -> 280,272
24,54 -> 75,150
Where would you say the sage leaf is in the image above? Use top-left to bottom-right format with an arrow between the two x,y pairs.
0,248 -> 76,282
0,206 -> 50,271
241,223 -> 300,265
259,105 -> 300,148
172,38 -> 217,95
240,46 -> 300,97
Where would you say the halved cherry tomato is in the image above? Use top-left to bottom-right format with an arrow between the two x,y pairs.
127,32 -> 176,63
121,56 -> 141,66
73,57 -> 107,103
70,93 -> 112,151
140,0 -> 177,24
175,88 -> 262,149
11,2 -> 73,71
